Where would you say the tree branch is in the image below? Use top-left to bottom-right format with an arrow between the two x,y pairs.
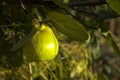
68,0 -> 107,7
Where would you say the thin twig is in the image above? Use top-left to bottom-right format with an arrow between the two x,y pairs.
0,24 -> 26,27
19,0 -> 43,26
19,0 -> 34,19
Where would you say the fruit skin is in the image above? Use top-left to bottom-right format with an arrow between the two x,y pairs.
23,23 -> 59,62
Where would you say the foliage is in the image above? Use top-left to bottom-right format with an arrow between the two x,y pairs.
0,0 -> 120,80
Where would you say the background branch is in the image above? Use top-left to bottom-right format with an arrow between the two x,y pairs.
68,0 -> 107,7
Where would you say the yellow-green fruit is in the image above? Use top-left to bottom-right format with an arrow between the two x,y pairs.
23,24 -> 59,62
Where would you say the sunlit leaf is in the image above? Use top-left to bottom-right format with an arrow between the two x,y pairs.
106,0 -> 120,14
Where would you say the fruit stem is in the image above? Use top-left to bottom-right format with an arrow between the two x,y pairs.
29,63 -> 33,80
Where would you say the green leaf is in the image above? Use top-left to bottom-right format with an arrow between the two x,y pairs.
63,0 -> 69,3
98,21 -> 109,32
106,0 -> 120,14
32,7 -> 45,21
91,31 -> 101,60
97,74 -> 108,80
103,32 -> 120,56
52,0 -> 71,11
47,11 -> 88,42
11,29 -> 37,51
